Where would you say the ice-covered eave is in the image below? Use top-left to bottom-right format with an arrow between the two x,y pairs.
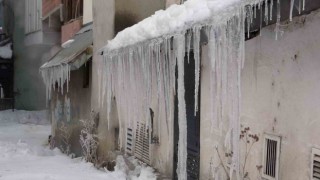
40,47 -> 92,101
101,0 -> 265,55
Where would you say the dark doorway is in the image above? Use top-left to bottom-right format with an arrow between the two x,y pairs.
174,52 -> 201,180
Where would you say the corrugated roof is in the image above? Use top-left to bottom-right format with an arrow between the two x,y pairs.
40,28 -> 93,70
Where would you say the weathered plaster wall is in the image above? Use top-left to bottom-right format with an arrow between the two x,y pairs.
51,63 -> 92,156
92,0 -> 116,161
200,9 -> 320,179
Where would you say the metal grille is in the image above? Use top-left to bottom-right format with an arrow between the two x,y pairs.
134,122 -> 150,165
264,139 -> 277,177
312,149 -> 320,179
126,128 -> 133,155
262,134 -> 280,180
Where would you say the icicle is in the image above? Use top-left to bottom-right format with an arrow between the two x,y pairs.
259,2 -> 263,36
270,0 -> 273,21
246,5 -> 253,39
290,0 -> 295,21
254,4 -> 257,19
275,0 -> 281,40
298,0 -> 301,14
40,63 -> 71,102
186,30 -> 192,64
193,26 -> 201,116
175,33 -> 187,180
264,0 -> 269,25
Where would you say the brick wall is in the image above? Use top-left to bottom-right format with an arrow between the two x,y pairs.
43,0 -> 62,18
61,18 -> 82,44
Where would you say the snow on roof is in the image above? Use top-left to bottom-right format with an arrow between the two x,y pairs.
0,42 -> 12,59
102,0 -> 260,52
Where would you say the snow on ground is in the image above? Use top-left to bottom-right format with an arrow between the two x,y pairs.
0,110 -> 156,180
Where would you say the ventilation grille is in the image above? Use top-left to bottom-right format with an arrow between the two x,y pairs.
312,148 -> 320,179
262,134 -> 280,180
126,128 -> 133,155
134,122 -> 150,165
264,139 -> 277,177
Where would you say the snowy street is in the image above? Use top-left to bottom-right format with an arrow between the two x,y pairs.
0,110 -> 155,180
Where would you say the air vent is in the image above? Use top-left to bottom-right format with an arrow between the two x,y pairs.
126,128 -> 133,155
262,134 -> 281,180
312,148 -> 320,179
134,122 -> 150,165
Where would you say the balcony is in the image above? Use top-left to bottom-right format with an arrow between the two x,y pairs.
61,18 -> 83,44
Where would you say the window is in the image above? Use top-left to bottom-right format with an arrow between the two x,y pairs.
311,148 -> 320,180
262,134 -> 281,180
25,0 -> 42,34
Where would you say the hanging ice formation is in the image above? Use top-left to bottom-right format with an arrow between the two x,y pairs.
99,0 -> 310,179
40,64 -> 71,101
290,0 -> 306,21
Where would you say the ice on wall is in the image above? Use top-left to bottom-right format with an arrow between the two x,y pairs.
99,0 -> 309,179
40,64 -> 71,101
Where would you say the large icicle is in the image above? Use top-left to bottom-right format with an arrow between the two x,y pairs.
290,0 -> 295,21
275,0 -> 281,40
193,26 -> 201,115
175,34 -> 187,180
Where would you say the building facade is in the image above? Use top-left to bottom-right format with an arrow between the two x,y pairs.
42,0 -> 320,179
2,0 -> 62,110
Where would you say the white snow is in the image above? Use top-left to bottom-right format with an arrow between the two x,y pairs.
0,43 -> 12,59
0,110 -> 156,180
102,0 -> 255,51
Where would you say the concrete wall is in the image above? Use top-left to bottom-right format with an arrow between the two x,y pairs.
200,9 -> 320,180
51,63 -> 92,156
83,0 -> 92,25
4,0 -> 61,110
92,0 -> 116,161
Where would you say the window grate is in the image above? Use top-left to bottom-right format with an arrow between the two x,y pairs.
134,122 -> 150,165
262,134 -> 280,180
312,148 -> 320,179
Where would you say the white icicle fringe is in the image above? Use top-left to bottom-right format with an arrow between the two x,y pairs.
40,64 -> 71,103
97,0 -> 306,179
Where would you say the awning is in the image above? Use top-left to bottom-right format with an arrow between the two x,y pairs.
40,24 -> 93,100
40,27 -> 93,71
